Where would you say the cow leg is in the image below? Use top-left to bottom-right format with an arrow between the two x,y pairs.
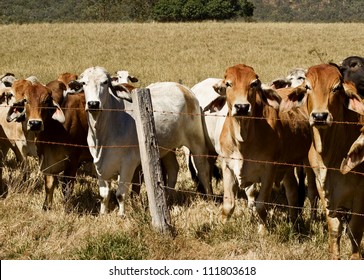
221,160 -> 238,223
245,183 -> 258,213
0,153 -> 5,198
116,164 -> 138,217
99,178 -> 111,215
161,152 -> 179,188
188,144 -> 213,195
161,152 -> 179,202
326,215 -> 342,260
296,167 -> 306,211
305,165 -> 319,222
131,165 -> 142,197
61,156 -> 81,212
43,175 -> 56,210
255,169 -> 275,235
347,209 -> 364,260
0,147 -> 9,198
282,168 -> 299,225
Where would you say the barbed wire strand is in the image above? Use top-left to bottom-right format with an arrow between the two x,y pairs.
2,105 -> 364,218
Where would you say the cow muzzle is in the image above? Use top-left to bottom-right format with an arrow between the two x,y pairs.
87,101 -> 100,111
233,103 -> 251,117
28,119 -> 43,132
310,111 -> 332,127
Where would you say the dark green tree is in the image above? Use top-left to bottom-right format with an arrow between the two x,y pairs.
239,0 -> 255,19
205,0 -> 236,20
152,0 -> 186,22
181,0 -> 206,21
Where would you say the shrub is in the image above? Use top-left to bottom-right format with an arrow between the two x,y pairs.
181,0 -> 206,21
205,0 -> 236,20
152,0 -> 186,22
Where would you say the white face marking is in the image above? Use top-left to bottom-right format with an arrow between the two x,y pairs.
287,68 -> 306,88
116,70 -> 130,84
80,67 -> 110,110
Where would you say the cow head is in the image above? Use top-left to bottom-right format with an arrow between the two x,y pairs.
0,72 -> 16,88
270,68 -> 306,90
0,87 -> 15,106
286,68 -> 306,88
78,66 -> 132,116
114,70 -> 138,84
208,64 -> 281,118
57,72 -> 80,98
57,72 -> 78,87
6,80 -> 65,132
281,64 -> 364,128
339,56 -> 364,98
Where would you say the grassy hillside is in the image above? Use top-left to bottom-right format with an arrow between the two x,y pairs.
0,22 -> 363,260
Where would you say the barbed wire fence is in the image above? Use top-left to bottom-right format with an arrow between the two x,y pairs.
1,89 -> 364,222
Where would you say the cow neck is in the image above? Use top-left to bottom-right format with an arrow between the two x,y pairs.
87,93 -> 126,156
312,107 -> 361,167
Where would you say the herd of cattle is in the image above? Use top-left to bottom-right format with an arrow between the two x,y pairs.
1,56 -> 364,259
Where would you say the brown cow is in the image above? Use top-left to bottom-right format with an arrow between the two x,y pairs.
7,79 -> 91,211
46,72 -> 80,105
0,75 -> 37,197
205,64 -> 312,234
282,63 -> 364,259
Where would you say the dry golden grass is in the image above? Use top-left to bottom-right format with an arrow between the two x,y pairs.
0,22 -> 363,260
1,22 -> 363,85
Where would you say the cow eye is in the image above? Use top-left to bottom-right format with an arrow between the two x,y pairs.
332,84 -> 343,93
350,62 -> 358,68
305,84 -> 311,90
250,80 -> 259,88
102,80 -> 108,85
225,81 -> 232,87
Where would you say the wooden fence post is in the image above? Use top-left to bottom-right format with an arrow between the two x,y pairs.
131,88 -> 172,234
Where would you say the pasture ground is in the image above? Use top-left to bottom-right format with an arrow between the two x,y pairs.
0,22 -> 363,260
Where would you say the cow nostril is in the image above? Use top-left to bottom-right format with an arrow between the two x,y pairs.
87,101 -> 100,110
234,104 -> 250,116
28,120 -> 42,131
312,112 -> 329,122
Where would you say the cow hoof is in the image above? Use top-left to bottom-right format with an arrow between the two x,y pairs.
350,253 -> 361,260
258,224 -> 267,236
118,212 -> 126,219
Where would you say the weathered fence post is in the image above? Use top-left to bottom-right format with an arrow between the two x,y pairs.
132,88 -> 172,234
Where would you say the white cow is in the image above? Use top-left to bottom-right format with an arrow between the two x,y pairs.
111,70 -> 139,87
78,66 -> 212,216
270,68 -> 307,89
115,70 -> 138,84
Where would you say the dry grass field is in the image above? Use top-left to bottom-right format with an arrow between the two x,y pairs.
0,22 -> 364,260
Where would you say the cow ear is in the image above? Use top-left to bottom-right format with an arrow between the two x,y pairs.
6,99 -> 26,123
128,75 -> 138,83
270,78 -> 291,89
111,84 -> 132,102
0,88 -> 12,105
343,82 -> 364,115
203,96 -> 226,113
213,80 -> 227,96
279,86 -> 307,112
259,86 -> 282,110
68,80 -> 83,92
51,100 -> 65,123
340,133 -> 364,174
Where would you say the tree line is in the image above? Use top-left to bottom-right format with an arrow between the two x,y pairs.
0,0 -> 363,24
0,0 -> 254,24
